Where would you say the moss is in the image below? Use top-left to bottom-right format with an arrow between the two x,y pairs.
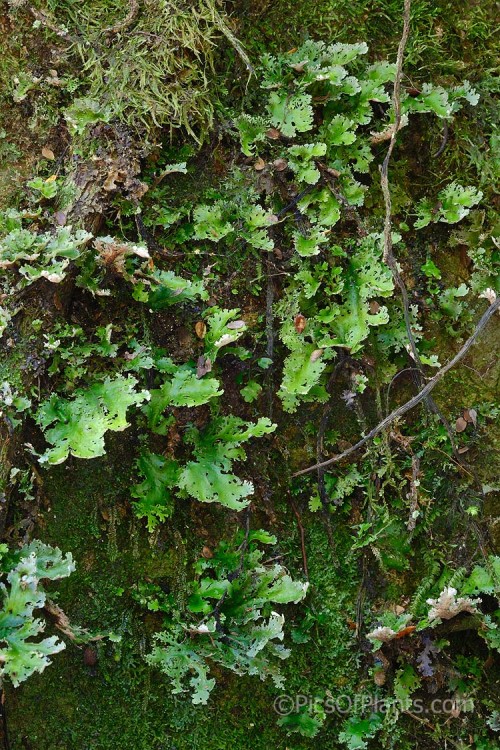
0,7 -> 57,205
6,429 -> 361,749
233,0 -> 498,76
25,0 -> 229,142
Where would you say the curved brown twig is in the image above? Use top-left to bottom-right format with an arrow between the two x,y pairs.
378,0 -> 459,456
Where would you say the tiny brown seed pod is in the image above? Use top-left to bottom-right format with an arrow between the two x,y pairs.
310,349 -> 323,362
273,158 -> 288,172
373,668 -> 386,686
294,314 -> 307,333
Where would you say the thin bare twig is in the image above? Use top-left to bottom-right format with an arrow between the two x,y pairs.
212,11 -> 254,76
43,600 -> 105,643
293,298 -> 500,476
379,0 -> 458,455
430,445 -> 474,479
406,453 -> 420,531
380,0 -> 412,268
263,249 -> 275,419
30,7 -> 76,43
290,498 -> 309,579
433,120 -> 449,158
385,366 -> 422,414
102,0 -> 139,34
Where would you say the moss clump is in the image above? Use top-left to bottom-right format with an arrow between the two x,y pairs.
28,0 -> 229,141
5,435 -> 355,750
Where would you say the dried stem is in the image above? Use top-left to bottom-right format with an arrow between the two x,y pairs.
102,0 -> 139,34
379,0 -> 458,453
290,498 -> 309,579
380,0 -> 411,267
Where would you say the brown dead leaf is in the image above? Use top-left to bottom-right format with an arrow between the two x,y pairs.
54,211 -> 66,226
196,355 -> 212,379
369,301 -> 380,314
373,669 -> 386,686
195,321 -> 206,339
463,408 -> 477,426
450,703 -> 461,719
310,349 -> 323,362
294,313 -> 307,333
103,170 -> 120,191
41,147 -> 55,160
201,546 -> 213,559
394,625 -> 416,639
458,446 -> 469,454
273,158 -> 288,171
130,180 -> 148,200
455,416 -> 468,433
254,157 -> 266,171
265,128 -> 281,140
